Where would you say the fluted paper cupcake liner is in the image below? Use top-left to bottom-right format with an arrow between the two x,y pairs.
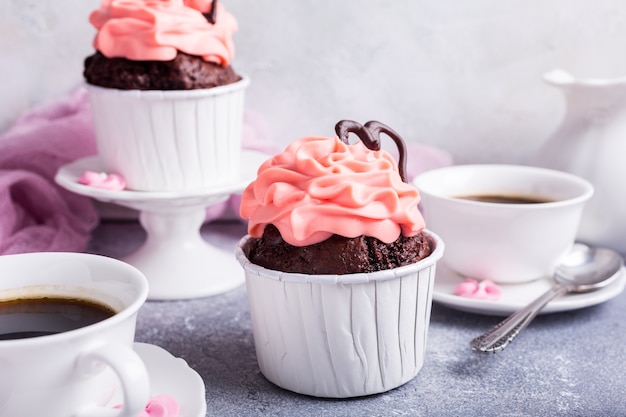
236,230 -> 444,398
87,76 -> 250,191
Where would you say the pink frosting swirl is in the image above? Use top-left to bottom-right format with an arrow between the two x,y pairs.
182,0 -> 214,12
90,0 -> 237,64
240,136 -> 426,246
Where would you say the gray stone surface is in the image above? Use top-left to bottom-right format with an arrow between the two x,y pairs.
87,220 -> 626,417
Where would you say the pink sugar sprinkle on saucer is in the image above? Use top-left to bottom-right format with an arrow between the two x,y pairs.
454,278 -> 502,301
78,170 -> 126,190
114,394 -> 179,417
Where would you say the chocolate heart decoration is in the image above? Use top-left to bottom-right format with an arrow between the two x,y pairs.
204,0 -> 218,24
334,120 -> 408,182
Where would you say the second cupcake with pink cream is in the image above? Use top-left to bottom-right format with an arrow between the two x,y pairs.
84,0 -> 249,191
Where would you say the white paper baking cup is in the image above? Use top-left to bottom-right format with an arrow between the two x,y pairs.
236,230 -> 444,398
87,76 -> 250,191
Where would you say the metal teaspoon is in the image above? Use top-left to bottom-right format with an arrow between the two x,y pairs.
470,244 -> 624,353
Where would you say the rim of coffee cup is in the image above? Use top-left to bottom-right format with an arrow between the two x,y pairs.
413,164 -> 594,209
0,252 -> 149,346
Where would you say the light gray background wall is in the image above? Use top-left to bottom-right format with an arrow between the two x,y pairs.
2,0 -> 626,164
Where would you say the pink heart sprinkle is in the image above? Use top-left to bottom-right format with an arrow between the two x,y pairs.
114,394 -> 179,417
454,278 -> 502,301
78,170 -> 126,190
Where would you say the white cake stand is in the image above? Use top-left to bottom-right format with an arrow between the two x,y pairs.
55,150 -> 267,300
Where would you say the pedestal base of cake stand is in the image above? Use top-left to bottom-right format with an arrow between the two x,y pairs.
121,204 -> 243,300
55,152 -> 268,300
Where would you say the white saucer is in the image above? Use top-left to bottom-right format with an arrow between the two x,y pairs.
118,343 -> 206,417
432,262 -> 626,316
55,150 -> 268,208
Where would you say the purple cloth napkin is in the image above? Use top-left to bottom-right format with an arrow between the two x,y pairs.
0,89 -> 99,255
0,88 -> 452,255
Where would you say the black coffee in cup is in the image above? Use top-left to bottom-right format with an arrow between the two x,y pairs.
0,297 -> 116,340
455,193 -> 554,204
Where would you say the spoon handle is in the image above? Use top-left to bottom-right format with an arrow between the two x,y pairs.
470,283 -> 570,353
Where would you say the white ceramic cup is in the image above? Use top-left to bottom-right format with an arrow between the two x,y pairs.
413,164 -> 594,283
0,252 -> 150,417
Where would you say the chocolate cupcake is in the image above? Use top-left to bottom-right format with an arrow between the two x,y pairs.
236,120 -> 444,398
84,0 -> 249,191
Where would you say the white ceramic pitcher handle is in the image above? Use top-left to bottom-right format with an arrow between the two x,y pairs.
74,343 -> 150,417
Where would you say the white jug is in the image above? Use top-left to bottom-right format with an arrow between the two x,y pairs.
535,69 -> 626,254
